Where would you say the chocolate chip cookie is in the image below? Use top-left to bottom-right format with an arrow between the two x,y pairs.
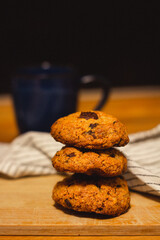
52,147 -> 127,177
52,174 -> 130,216
51,111 -> 129,149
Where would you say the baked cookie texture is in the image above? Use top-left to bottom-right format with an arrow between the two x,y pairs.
52,174 -> 130,216
52,147 -> 127,177
51,111 -> 129,149
51,111 -> 130,216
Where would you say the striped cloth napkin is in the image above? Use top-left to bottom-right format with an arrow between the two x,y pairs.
0,125 -> 160,196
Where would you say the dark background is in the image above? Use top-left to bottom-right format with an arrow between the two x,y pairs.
0,1 -> 160,93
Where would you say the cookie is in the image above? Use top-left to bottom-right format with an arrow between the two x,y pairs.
51,111 -> 129,149
52,174 -> 130,216
52,147 -> 127,177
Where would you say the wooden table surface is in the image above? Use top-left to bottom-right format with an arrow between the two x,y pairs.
0,87 -> 160,239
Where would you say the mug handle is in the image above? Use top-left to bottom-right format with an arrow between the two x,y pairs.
80,75 -> 110,110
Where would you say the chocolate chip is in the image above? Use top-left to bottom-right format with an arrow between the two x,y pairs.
79,112 -> 98,120
97,207 -> 103,211
89,123 -> 98,129
67,152 -> 76,157
116,185 -> 121,188
87,130 -> 96,139
87,130 -> 93,134
65,199 -> 72,208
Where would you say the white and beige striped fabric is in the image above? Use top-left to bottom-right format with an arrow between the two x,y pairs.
0,125 -> 160,196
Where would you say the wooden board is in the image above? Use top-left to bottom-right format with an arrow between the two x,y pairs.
0,175 -> 160,236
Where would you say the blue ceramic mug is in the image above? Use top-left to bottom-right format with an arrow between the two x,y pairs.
12,63 -> 110,133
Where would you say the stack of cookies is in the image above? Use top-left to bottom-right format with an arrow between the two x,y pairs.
50,111 -> 130,217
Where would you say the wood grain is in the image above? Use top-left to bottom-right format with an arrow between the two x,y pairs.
0,175 -> 160,236
0,237 -> 160,240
